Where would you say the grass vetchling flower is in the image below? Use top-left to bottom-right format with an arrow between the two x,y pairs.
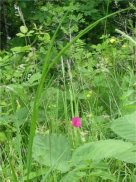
71,117 -> 81,128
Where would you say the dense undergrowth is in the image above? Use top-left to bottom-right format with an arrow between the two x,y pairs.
0,1 -> 136,182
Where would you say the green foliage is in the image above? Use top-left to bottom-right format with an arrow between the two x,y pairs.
111,111 -> 136,142
60,171 -> 86,182
32,133 -> 71,172
114,146 -> 136,164
0,1 -> 136,181
20,26 -> 28,34
0,132 -> 7,143
28,72 -> 41,85
31,112 -> 136,181
1,0 -> 135,49
72,140 -> 133,164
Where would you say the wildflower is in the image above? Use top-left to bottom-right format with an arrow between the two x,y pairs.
86,90 -> 93,98
86,94 -> 91,98
89,91 -> 93,94
109,37 -> 116,44
71,117 -> 81,128
87,113 -> 92,118
122,44 -> 127,48
80,130 -> 89,142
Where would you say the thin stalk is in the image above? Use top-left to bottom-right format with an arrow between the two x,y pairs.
9,158 -> 18,182
115,29 -> 136,46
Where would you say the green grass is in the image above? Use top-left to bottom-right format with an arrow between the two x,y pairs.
0,5 -> 136,182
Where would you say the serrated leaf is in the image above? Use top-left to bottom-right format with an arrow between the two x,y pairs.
111,111 -> 136,141
72,140 -> 133,164
32,134 -> 71,172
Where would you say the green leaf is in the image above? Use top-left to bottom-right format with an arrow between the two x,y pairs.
111,111 -> 136,142
132,175 -> 136,181
16,33 -> 25,37
90,170 -> 116,181
114,146 -> 136,164
0,132 -> 7,143
14,107 -> 29,126
5,84 -> 28,104
20,26 -> 28,34
26,30 -> 34,36
11,46 -> 32,53
60,171 -> 86,182
28,72 -> 41,84
38,33 -> 50,43
72,140 -> 133,164
43,33 -> 50,43
23,168 -> 49,181
32,134 -> 71,172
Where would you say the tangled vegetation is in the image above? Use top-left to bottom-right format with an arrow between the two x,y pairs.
0,1 -> 136,181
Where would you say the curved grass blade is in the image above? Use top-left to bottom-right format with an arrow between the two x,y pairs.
26,11 -> 69,181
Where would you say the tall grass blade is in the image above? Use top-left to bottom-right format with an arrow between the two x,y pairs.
26,11 -> 68,181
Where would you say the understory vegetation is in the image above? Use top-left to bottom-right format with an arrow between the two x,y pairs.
0,0 -> 136,181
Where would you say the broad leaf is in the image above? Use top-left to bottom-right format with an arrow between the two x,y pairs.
14,107 -> 29,126
111,111 -> 136,141
90,170 -> 116,181
114,146 -> 136,164
72,139 -> 133,164
60,171 -> 86,182
32,134 -> 71,172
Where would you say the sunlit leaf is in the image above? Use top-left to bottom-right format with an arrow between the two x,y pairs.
60,171 -> 86,182
72,139 -> 133,164
28,72 -> 41,84
114,146 -> 136,164
20,26 -> 28,34
111,111 -> 136,141
32,134 -> 71,172
11,46 -> 32,53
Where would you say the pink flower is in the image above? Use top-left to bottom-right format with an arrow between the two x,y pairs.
71,117 -> 81,128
